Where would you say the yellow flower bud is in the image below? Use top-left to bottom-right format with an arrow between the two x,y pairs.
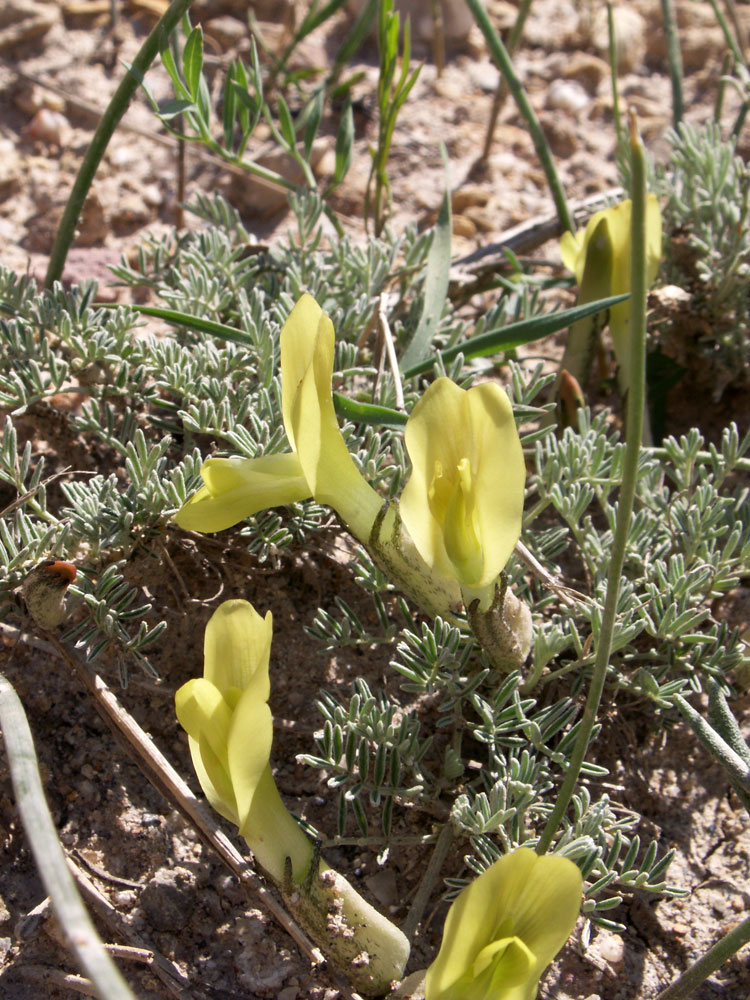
560,195 -> 662,392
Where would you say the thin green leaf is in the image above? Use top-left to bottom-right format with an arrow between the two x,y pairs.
297,0 -> 348,38
196,72 -> 211,129
328,0 -> 378,81
234,58 -> 251,135
222,64 -> 238,149
232,80 -> 260,117
0,674 -> 137,999
113,305 -> 256,348
160,41 -> 183,93
183,25 -> 204,100
332,98 -> 354,186
304,90 -> 324,161
158,98 -> 195,120
400,143 -> 452,370
401,293 -> 631,378
277,94 -> 297,150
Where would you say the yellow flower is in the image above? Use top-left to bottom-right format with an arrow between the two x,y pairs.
175,294 -> 382,541
399,377 -> 525,608
175,599 -> 410,995
560,195 -> 662,390
425,848 -> 582,1000
175,600 -> 276,837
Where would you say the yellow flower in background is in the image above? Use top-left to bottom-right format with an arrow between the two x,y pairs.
425,848 -> 582,1000
400,377 -> 525,609
560,195 -> 662,391
175,294 -> 382,541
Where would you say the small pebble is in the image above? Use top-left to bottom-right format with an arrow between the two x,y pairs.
545,79 -> 590,114
25,108 -> 69,146
599,932 -> 625,966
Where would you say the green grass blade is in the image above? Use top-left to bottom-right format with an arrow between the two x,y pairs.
115,304 -> 257,347
183,25 -> 204,100
0,673 -> 137,999
401,292 -> 629,378
400,144 -> 452,371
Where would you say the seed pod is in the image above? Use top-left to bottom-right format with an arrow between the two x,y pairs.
21,560 -> 76,629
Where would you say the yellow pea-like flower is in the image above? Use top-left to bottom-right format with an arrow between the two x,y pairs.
174,295 -> 382,541
175,599 -> 410,996
400,377 -> 525,610
425,848 -> 582,1000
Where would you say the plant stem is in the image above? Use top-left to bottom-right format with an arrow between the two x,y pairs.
714,52 -> 733,123
660,0 -> 684,126
607,3 -> 624,147
0,674 -> 136,999
45,0 -> 196,289
535,111 -> 648,855
466,0 -> 573,233
655,915 -> 750,1000
480,0 -> 533,162
708,0 -> 746,66
400,821 -> 454,941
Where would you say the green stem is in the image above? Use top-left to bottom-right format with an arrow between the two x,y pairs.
708,678 -> 750,767
672,694 -> 750,813
0,675 -> 136,999
536,112 -> 648,855
731,100 -> 749,138
714,52 -> 733,124
707,0 -> 746,66
45,0 -> 196,289
400,821 -> 454,942
606,3 -> 623,147
465,0 -> 573,233
655,915 -> 750,1000
660,0 -> 684,126
480,0 -> 533,162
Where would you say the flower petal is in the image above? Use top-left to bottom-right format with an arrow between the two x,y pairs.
174,453 -> 311,532
227,690 -> 274,832
203,600 -> 272,702
559,230 -> 585,282
401,377 -> 525,589
280,295 -> 382,541
175,677 -> 238,824
188,734 -> 239,826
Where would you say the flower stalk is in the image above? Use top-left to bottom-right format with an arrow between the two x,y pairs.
536,109 -> 650,856
45,0 -> 197,288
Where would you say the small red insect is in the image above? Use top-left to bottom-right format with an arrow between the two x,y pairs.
42,560 -> 77,585
22,560 -> 77,629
